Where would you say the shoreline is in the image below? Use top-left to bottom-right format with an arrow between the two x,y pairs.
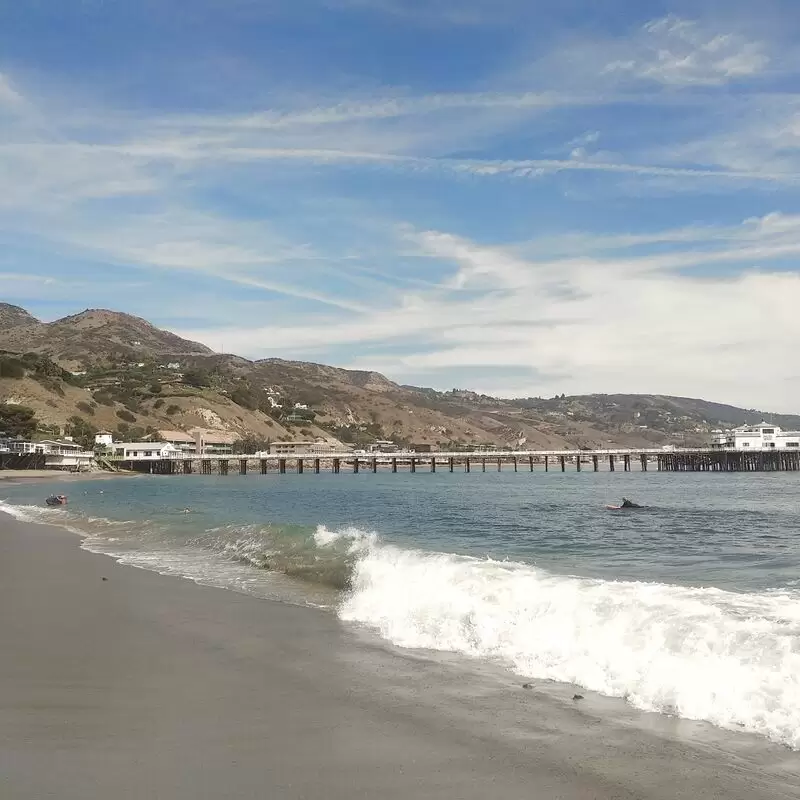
0,468 -> 138,484
2,509 -> 799,798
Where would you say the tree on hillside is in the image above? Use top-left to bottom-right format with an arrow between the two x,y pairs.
0,356 -> 26,379
233,435 -> 272,454
230,384 -> 258,410
65,416 -> 98,450
182,368 -> 210,388
0,404 -> 38,438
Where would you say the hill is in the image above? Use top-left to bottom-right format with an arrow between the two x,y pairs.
0,306 -> 212,371
0,303 -> 39,330
1,303 -> 798,451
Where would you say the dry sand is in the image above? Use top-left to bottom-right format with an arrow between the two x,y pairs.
1,513 -> 798,800
0,469 -> 136,483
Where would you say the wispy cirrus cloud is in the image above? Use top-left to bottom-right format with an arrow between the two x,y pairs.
603,14 -> 770,86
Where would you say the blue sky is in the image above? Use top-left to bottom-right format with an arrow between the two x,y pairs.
2,0 -> 800,410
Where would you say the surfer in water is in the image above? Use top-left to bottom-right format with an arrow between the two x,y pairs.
620,498 -> 642,509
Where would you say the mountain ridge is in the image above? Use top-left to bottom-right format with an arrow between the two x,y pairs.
1,302 -> 798,449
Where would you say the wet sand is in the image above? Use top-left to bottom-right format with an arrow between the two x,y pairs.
1,512 -> 798,800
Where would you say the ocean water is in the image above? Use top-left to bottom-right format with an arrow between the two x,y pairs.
2,469 -> 800,749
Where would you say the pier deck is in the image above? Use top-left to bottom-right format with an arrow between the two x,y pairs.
111,448 -> 800,475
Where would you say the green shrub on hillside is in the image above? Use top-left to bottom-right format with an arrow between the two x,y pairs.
182,369 -> 211,388
0,404 -> 38,437
231,384 -> 259,410
0,356 -> 26,379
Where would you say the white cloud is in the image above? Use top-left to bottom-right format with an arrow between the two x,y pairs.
174,212 -> 800,411
658,100 -> 800,177
0,73 -> 24,109
604,15 -> 769,86
159,90 -> 586,131
17,207 -> 373,313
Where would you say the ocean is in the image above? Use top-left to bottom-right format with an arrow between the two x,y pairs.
3,469 -> 800,749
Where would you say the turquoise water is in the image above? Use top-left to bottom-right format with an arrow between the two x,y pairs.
3,470 -> 800,748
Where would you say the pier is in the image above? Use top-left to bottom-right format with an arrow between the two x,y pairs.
112,447 -> 800,476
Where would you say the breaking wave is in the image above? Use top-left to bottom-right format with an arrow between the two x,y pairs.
319,526 -> 800,749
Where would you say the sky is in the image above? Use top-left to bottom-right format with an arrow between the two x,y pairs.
2,0 -> 800,411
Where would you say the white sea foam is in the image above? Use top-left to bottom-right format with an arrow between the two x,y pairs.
0,499 -> 87,535
0,499 -> 53,523
320,526 -> 800,749
314,524 -> 377,552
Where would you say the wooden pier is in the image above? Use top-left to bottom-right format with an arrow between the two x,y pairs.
113,447 -> 800,476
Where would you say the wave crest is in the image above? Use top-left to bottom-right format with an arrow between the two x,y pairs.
338,530 -> 800,749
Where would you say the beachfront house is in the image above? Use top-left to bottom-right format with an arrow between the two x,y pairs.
40,440 -> 96,470
5,438 -> 96,469
710,423 -> 800,450
112,442 -> 182,460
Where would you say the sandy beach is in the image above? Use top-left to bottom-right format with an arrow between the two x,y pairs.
1,512 -> 798,800
0,469 -> 136,483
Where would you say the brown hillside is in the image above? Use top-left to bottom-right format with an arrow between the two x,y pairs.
0,308 -> 212,371
0,303 -> 40,330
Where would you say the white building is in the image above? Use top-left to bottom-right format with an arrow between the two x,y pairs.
270,440 -> 341,456
6,439 -> 95,469
158,429 -> 235,457
112,442 -> 182,460
711,422 -> 800,450
95,431 -> 114,447
367,439 -> 400,453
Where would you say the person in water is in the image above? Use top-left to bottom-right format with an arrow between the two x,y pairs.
621,498 -> 642,509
